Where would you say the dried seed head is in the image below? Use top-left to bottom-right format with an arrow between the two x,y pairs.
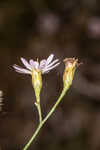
63,58 -> 80,89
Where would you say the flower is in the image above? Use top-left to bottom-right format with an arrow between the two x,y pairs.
13,54 -> 60,75
63,58 -> 79,89
13,54 -> 60,103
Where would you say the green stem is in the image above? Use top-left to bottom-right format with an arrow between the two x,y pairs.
36,103 -> 42,123
42,88 -> 67,124
35,96 -> 42,123
23,123 -> 43,150
22,87 -> 68,150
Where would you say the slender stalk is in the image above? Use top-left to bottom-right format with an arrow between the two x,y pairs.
23,123 -> 43,150
42,88 -> 67,124
36,102 -> 42,123
22,87 -> 68,150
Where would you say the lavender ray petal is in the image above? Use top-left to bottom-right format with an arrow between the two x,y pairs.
33,61 -> 39,69
29,60 -> 39,69
46,54 -> 54,65
15,69 -> 32,74
40,59 -> 47,69
42,70 -> 50,74
29,59 -> 35,69
42,62 -> 60,73
21,58 -> 32,70
13,65 -> 32,74
45,59 -> 59,69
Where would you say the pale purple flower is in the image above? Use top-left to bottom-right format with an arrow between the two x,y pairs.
13,54 -> 60,75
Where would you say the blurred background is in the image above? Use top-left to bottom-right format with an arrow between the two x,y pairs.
0,0 -> 100,150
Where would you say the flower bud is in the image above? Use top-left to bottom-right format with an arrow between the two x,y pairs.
63,58 -> 79,89
32,69 -> 42,103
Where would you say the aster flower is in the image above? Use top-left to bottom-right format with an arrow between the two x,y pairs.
13,54 -> 60,75
13,54 -> 60,104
